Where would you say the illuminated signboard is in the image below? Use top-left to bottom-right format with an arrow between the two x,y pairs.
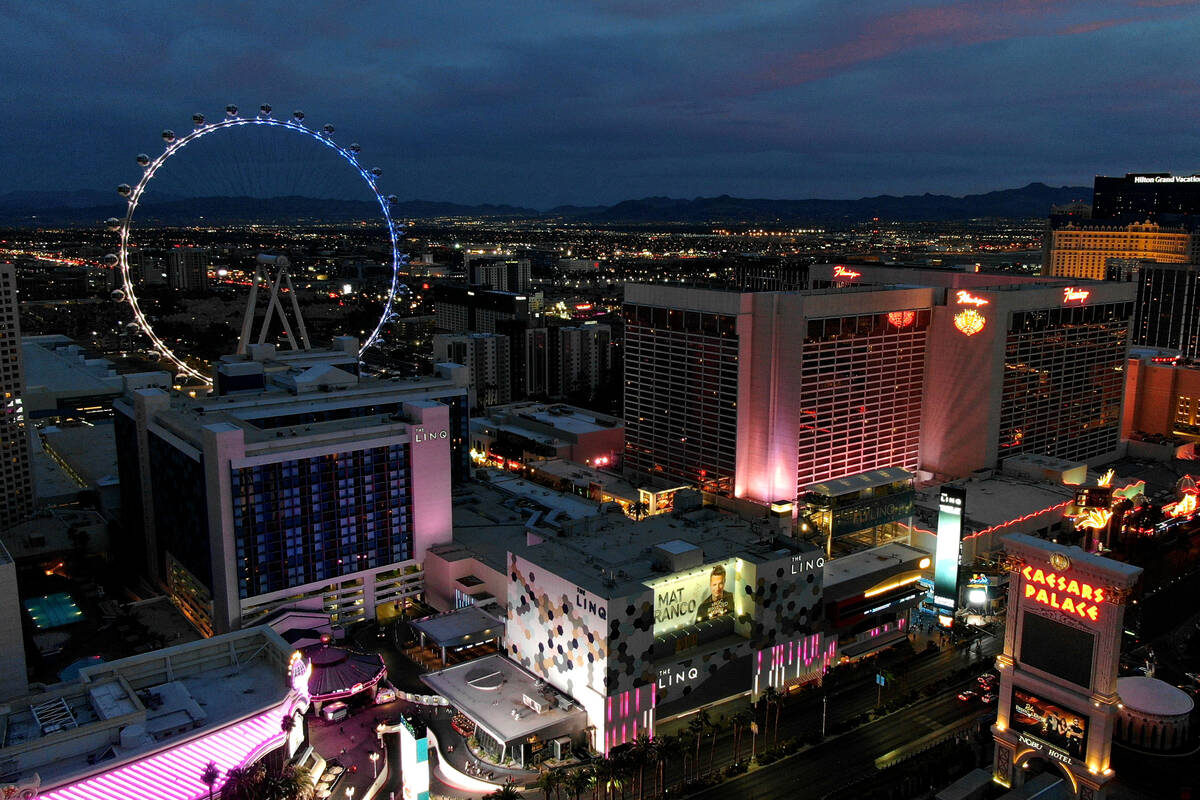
1062,287 -> 1090,303
1073,486 -> 1113,511
933,487 -> 965,618
1020,563 -> 1105,622
399,715 -> 430,800
833,265 -> 861,279
646,558 -> 752,637
955,290 -> 989,306
953,309 -> 986,336
1010,687 -> 1089,763
288,651 -> 312,700
887,310 -> 916,328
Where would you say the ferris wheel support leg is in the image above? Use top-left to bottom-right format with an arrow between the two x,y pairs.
237,266 -> 265,355
283,271 -> 312,350
260,268 -> 299,350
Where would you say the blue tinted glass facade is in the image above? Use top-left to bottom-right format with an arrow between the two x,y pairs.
231,445 -> 413,599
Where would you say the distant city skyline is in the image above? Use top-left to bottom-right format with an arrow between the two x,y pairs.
5,2 -> 1200,207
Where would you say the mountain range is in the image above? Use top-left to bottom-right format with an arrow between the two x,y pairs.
0,182 -> 1090,226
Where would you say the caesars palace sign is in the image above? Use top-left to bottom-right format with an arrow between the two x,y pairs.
1021,563 -> 1106,622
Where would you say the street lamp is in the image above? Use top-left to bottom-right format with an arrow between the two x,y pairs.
345,788 -> 356,800
369,751 -> 380,779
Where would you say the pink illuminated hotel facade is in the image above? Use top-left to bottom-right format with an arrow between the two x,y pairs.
0,628 -> 307,800
623,266 -> 1136,505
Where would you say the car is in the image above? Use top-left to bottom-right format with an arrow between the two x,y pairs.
957,690 -> 978,702
980,693 -> 996,704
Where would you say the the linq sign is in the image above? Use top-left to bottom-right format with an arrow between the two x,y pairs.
832,492 -> 915,536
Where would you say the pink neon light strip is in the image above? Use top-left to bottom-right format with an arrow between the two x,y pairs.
39,701 -> 296,800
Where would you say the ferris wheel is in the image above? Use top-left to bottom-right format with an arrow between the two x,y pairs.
107,104 -> 406,384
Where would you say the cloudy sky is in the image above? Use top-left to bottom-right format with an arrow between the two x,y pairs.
4,0 -> 1200,207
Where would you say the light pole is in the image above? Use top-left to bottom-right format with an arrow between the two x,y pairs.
369,751 -> 380,779
821,694 -> 828,740
345,787 -> 356,800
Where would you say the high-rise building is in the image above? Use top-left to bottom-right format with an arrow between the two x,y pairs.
464,254 -> 531,294
433,332 -> 512,407
0,540 -> 27,700
1092,173 -> 1200,220
0,265 -> 33,530
167,247 -> 210,291
114,343 -> 469,635
1043,221 -> 1193,280
433,284 -> 530,334
623,266 -> 1135,504
522,323 -> 612,401
1108,259 -> 1200,359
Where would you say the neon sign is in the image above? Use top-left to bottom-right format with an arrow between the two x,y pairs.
887,310 -> 915,328
955,290 -> 989,306
954,309 -> 986,336
833,265 -> 861,279
1063,287 -> 1090,303
288,651 -> 312,699
1021,565 -> 1105,622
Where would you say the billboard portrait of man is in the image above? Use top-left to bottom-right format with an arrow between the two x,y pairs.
695,564 -> 734,623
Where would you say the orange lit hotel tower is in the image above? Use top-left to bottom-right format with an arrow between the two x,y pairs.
622,266 -> 1134,506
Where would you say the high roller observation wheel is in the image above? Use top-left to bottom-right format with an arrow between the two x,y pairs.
108,105 -> 407,384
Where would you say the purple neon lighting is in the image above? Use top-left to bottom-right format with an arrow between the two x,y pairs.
39,700 -> 297,800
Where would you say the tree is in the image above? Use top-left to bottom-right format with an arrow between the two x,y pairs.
688,709 -> 710,781
533,769 -> 562,800
565,767 -> 592,800
628,734 -> 654,800
484,785 -> 525,800
760,687 -> 781,748
201,761 -> 219,800
220,762 -> 314,800
730,710 -> 753,765
655,733 -> 683,796
706,715 -> 722,777
629,500 -> 649,521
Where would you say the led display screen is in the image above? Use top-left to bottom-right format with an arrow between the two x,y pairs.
646,558 -> 752,637
933,487 -> 965,612
1019,611 -> 1094,689
1009,687 -> 1089,762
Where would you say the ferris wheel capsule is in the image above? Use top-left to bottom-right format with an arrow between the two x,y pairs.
162,130 -> 176,143
349,143 -> 361,154
259,104 -> 272,116
125,321 -> 140,331
322,124 -> 335,135
192,113 -> 205,126
293,110 -> 305,121
226,104 -> 239,117
103,253 -> 118,266
136,154 -> 151,167
110,289 -> 125,302
387,195 -> 398,205
117,184 -> 132,197
105,217 -> 121,230
370,167 -> 382,177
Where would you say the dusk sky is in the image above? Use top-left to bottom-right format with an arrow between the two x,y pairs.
5,0 -> 1200,208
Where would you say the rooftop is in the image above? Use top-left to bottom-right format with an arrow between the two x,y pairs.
1117,677 -> 1195,717
486,401 -> 622,438
1,626 -> 293,792
41,423 -> 120,488
823,542 -> 929,590
420,654 -> 585,745
512,505 -> 817,599
411,606 -> 506,649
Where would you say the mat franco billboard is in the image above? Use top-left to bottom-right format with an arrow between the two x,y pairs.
647,559 -> 752,637
1009,687 -> 1089,764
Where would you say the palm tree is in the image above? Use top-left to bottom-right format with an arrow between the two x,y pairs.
219,765 -> 262,800
655,733 -> 683,797
565,767 -> 591,800
484,784 -> 525,800
730,710 -> 752,765
630,500 -> 649,521
533,769 -> 562,800
706,715 -> 722,777
628,734 -> 654,800
760,687 -> 781,749
201,761 -> 219,800
688,710 -> 710,782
